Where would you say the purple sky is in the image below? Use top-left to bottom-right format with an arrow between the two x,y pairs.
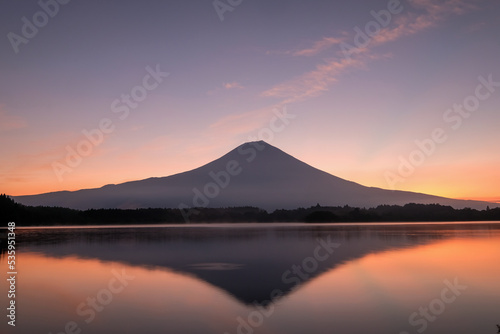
1,0 -> 499,202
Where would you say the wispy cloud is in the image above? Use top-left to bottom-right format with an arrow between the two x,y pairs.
464,21 -> 486,33
223,82 -> 244,89
369,0 -> 476,45
0,107 -> 27,131
293,37 -> 345,56
202,0 -> 476,146
185,105 -> 283,161
0,145 -> 68,191
209,106 -> 273,136
262,0 -> 475,104
262,56 -> 369,104
266,36 -> 346,57
410,0 -> 476,16
207,81 -> 245,96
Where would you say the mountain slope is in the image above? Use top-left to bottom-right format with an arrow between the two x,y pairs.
13,141 -> 494,211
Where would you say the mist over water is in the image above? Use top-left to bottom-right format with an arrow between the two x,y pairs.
1,222 -> 499,334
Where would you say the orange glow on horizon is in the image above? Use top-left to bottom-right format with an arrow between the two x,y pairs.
288,236 -> 500,311
3,142 -> 498,204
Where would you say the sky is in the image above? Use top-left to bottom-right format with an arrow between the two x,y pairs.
0,0 -> 499,203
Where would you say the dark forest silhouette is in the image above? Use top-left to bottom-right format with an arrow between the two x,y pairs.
1,194 -> 500,226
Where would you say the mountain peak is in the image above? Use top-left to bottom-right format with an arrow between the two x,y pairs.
240,140 -> 268,146
13,142 -> 497,211
233,140 -> 277,153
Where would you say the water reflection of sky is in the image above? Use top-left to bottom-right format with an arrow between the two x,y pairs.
1,223 -> 499,334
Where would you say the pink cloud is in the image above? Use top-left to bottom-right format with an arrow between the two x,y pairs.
209,107 -> 273,136
266,36 -> 346,57
261,0 -> 475,105
370,0 -> 475,45
293,37 -> 345,57
261,55 -> 372,104
464,21 -> 486,33
0,107 -> 27,131
207,82 -> 244,96
223,82 -> 244,89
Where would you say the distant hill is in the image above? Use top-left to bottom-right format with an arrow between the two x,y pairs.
13,141 -> 496,211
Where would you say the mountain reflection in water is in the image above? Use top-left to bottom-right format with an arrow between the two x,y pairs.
1,222 -> 499,334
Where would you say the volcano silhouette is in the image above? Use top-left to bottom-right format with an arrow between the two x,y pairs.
14,141 -> 493,210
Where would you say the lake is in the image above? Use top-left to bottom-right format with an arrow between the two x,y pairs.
1,222 -> 500,334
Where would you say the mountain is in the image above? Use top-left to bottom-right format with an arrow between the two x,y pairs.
13,141 -> 495,211
7,224 -> 480,305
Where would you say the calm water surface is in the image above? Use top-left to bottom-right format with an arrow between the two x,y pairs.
1,222 -> 499,334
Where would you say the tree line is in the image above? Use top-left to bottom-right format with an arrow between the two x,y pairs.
1,194 -> 499,226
